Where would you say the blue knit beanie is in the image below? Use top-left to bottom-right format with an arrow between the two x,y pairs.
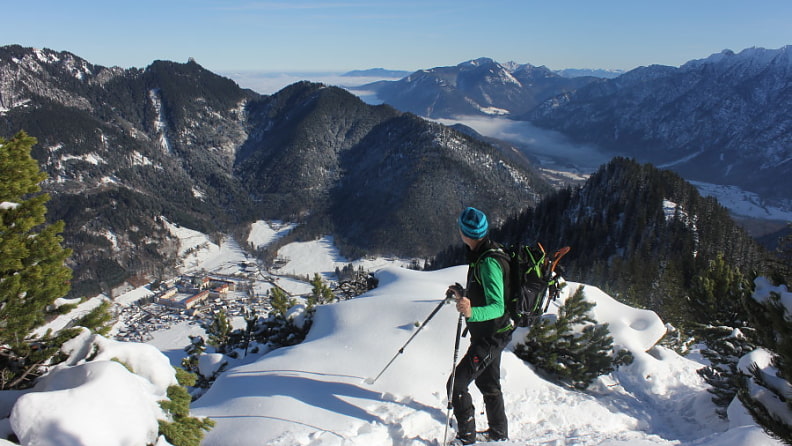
458,207 -> 488,239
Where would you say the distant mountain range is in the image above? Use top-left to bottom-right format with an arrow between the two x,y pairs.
529,47 -> 792,203
0,45 -> 549,296
355,57 -> 597,118
341,68 -> 411,78
354,48 -> 792,208
344,66 -> 623,81
0,44 -> 783,301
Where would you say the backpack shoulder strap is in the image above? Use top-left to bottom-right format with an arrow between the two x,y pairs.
476,247 -> 508,263
472,246 -> 510,285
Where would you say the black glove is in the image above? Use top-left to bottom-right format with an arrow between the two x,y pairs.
446,282 -> 464,299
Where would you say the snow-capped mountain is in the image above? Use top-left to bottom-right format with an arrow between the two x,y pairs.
528,46 -> 792,204
350,48 -> 791,224
357,58 -> 597,118
0,45 -> 549,296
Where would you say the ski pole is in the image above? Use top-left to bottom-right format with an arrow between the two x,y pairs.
443,313 -> 465,446
365,291 -> 453,385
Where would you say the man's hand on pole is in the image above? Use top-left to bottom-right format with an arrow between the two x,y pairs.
447,283 -> 471,318
455,297 -> 472,318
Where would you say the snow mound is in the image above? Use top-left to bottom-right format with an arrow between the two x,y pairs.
62,329 -> 177,393
575,283 -> 667,352
11,361 -> 163,446
10,330 -> 178,446
199,353 -> 228,379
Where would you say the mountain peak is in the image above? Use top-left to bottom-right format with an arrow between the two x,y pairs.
369,58 -> 596,118
0,45 -> 104,84
460,57 -> 497,67
681,45 -> 792,71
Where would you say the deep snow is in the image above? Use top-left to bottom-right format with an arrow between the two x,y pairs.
189,265 -> 780,446
0,221 -> 786,446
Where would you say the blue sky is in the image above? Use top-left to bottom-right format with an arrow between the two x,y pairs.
4,0 -> 792,73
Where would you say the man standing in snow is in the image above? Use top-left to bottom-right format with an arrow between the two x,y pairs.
446,207 -> 512,445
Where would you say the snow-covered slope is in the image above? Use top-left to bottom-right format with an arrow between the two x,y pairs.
0,228 -> 784,445
190,266 -> 779,446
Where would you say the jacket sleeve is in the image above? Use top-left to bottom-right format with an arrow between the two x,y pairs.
468,256 -> 506,322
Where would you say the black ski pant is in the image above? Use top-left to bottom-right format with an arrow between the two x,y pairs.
446,338 -> 509,439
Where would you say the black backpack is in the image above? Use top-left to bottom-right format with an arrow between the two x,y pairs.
483,243 -> 570,328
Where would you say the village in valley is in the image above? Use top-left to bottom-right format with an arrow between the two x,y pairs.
113,267 -> 276,344
32,222 -> 403,363
104,230 -> 392,347
99,222 -> 303,344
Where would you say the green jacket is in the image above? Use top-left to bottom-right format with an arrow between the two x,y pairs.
465,238 -> 512,341
469,256 -> 506,322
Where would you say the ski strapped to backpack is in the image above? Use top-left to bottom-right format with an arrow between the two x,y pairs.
479,242 -> 571,328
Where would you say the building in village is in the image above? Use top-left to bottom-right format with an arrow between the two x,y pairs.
210,283 -> 230,298
157,288 -> 210,310
155,275 -> 243,310
182,290 -> 210,309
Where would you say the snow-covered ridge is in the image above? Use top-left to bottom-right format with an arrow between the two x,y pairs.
189,266 -> 778,446
1,224 -> 783,445
682,46 -> 792,72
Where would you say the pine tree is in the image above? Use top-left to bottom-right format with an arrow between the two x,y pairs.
242,307 -> 258,356
310,273 -> 334,306
73,300 -> 115,336
268,286 -> 293,317
689,253 -> 752,328
0,131 -> 73,389
181,335 -> 206,378
770,225 -> 791,285
691,253 -> 756,417
206,309 -> 232,353
513,286 -> 633,390
738,282 -> 792,443
696,326 -> 756,418
158,367 -> 215,446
